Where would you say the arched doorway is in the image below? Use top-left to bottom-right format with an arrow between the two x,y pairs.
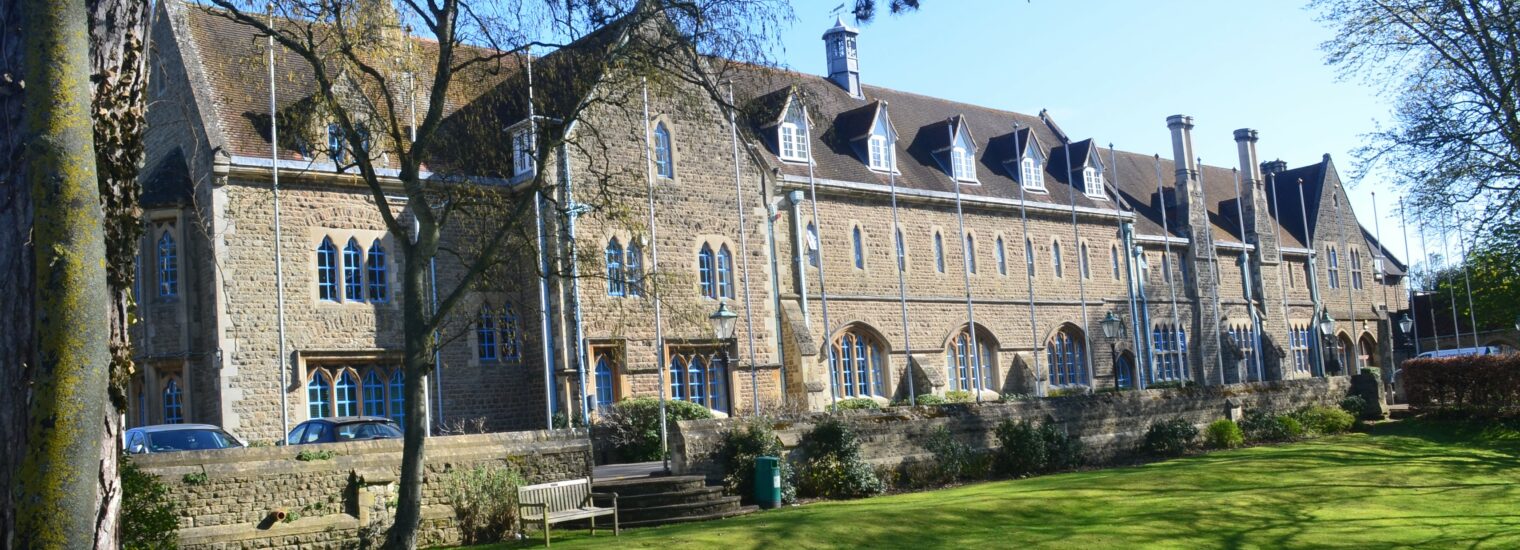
1358,334 -> 1377,374
1115,351 -> 1137,390
1337,333 -> 1355,375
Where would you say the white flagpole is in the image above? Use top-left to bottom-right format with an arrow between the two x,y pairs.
886,104 -> 916,405
949,119 -> 984,403
1063,140 -> 1093,390
1454,214 -> 1480,349
268,4 -> 290,436
1014,126 -> 1043,397
725,84 -> 761,415
802,104 -> 839,412
1399,199 -> 1421,356
1154,156 -> 1183,384
640,80 -> 672,471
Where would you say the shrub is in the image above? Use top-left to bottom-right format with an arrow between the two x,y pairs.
1339,395 -> 1368,416
943,390 -> 974,403
442,462 -> 525,545
122,458 -> 178,550
598,397 -> 713,462
1276,415 -> 1305,439
999,392 -> 1034,402
1046,387 -> 1088,398
182,472 -> 208,485
835,397 -> 881,410
903,394 -> 945,406
919,427 -> 979,484
994,420 -> 1046,477
1038,423 -> 1084,471
1204,419 -> 1244,449
1142,418 -> 1198,457
1403,354 -> 1520,414
795,418 -> 882,499
1295,405 -> 1355,436
295,449 -> 335,461
715,418 -> 795,505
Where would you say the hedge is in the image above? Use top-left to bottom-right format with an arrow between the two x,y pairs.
1402,354 -> 1520,413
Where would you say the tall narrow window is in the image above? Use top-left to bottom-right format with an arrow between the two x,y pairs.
362,370 -> 386,417
996,236 -> 1007,275
670,357 -> 686,400
1111,245 -> 1121,280
698,244 -> 716,299
476,308 -> 498,361
1080,243 -> 1091,279
1151,325 -> 1188,383
594,354 -> 616,410
512,129 -> 534,176
1020,156 -> 1044,190
1162,251 -> 1174,283
687,357 -> 707,406
606,239 -> 626,297
1351,249 -> 1364,290
868,135 -> 891,170
934,232 -> 946,273
388,370 -> 405,426
1083,167 -> 1105,198
806,223 -> 819,267
307,371 -> 332,418
626,242 -> 644,297
716,245 -> 734,299
852,226 -> 865,269
499,304 -> 522,363
156,232 -> 178,298
343,238 -> 364,302
327,123 -> 346,164
335,371 -> 358,417
162,377 -> 184,424
706,355 -> 728,413
317,237 -> 338,302
951,147 -> 976,181
653,122 -> 674,179
1327,247 -> 1341,289
895,229 -> 906,272
366,239 -> 388,302
959,230 -> 982,275
1025,238 -> 1036,277
1046,326 -> 1087,387
1052,241 -> 1064,278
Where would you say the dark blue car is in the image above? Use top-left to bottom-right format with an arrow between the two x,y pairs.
286,416 -> 403,445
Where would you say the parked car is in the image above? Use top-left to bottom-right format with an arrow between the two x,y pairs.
1415,346 -> 1502,359
124,424 -> 244,454
286,416 -> 402,445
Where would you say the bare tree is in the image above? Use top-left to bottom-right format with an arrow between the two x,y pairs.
1318,0 -> 1520,232
201,1 -> 788,546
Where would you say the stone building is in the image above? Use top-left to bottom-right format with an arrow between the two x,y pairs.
135,3 -> 1407,442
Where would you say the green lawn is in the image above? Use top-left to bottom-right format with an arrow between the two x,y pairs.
471,420 -> 1520,549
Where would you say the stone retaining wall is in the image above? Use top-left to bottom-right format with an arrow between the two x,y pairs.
672,377 -> 1351,480
134,428 -> 592,549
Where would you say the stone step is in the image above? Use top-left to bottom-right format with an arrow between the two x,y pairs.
616,495 -> 743,524
616,486 -> 728,509
592,474 -> 706,497
619,504 -> 760,529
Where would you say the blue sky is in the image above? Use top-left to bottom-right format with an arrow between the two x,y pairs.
770,1 -> 1422,264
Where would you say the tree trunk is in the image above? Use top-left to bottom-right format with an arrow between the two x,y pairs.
14,0 -> 111,547
0,0 -> 33,545
386,243 -> 433,550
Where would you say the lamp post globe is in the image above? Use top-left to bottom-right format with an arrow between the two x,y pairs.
1100,311 -> 1123,339
1318,309 -> 1336,337
1399,313 -> 1413,335
709,302 -> 739,340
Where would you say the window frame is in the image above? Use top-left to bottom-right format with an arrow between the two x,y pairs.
156,230 -> 178,299
933,231 -> 946,273
366,239 -> 389,302
653,122 -> 675,179
512,128 -> 535,177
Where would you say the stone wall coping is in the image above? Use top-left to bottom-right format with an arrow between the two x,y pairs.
135,428 -> 589,471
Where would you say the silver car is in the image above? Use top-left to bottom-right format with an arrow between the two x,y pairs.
124,424 -> 244,454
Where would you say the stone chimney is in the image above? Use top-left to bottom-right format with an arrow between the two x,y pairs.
1234,129 -> 1288,380
1234,129 -> 1262,185
823,17 -> 861,98
1261,159 -> 1287,176
1167,115 -> 1198,183
1166,114 -> 1224,386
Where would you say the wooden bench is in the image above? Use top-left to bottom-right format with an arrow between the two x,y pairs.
517,478 -> 618,547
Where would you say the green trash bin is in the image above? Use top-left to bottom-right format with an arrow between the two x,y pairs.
754,456 -> 781,509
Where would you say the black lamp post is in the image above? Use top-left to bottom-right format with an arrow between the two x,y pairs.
1318,309 -> 1338,375
709,302 -> 739,413
1100,311 -> 1124,390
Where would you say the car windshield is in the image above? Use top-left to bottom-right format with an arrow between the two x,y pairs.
146,429 -> 236,452
335,422 -> 402,441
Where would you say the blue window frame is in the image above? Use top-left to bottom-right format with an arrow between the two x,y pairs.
688,356 -> 707,405
335,370 -> 358,417
317,238 -> 338,302
670,357 -> 685,401
706,356 -> 727,413
626,242 -> 644,297
946,328 -> 992,392
594,355 -> 615,410
388,370 -> 405,426
716,245 -> 734,299
362,370 -> 386,417
698,244 -> 716,299
1025,238 -> 1036,277
1151,325 -> 1188,383
477,308 -> 498,361
829,330 -> 885,398
343,238 -> 363,302
934,232 -> 945,273
366,239 -> 388,302
1046,326 -> 1086,387
327,123 -> 346,164
157,232 -> 178,298
307,372 -> 332,418
499,304 -> 522,363
163,377 -> 184,424
606,239 -> 625,297
1116,353 -> 1135,389
1052,241 -> 1064,278
965,233 -> 977,273
853,226 -> 865,269
654,123 -> 674,178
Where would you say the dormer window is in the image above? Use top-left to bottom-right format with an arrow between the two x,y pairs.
943,118 -> 977,183
779,102 -> 810,162
512,128 -> 535,177
868,135 -> 891,171
952,147 -> 975,181
1083,167 -> 1103,198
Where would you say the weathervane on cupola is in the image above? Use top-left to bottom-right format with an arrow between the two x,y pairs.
823,17 -> 862,98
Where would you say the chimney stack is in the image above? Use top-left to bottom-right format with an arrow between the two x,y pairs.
1234,129 -> 1262,185
1261,159 -> 1287,176
822,18 -> 861,98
